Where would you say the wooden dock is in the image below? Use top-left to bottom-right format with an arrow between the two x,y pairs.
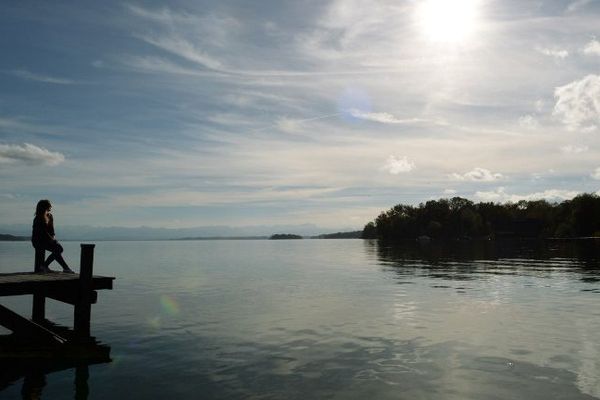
0,244 -> 115,345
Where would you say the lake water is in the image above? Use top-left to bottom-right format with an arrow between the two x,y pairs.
0,239 -> 599,399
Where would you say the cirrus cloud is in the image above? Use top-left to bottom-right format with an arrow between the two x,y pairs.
348,109 -> 424,124
8,69 -> 76,85
0,143 -> 65,166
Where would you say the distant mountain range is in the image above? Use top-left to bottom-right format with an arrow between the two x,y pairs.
0,223 -> 360,241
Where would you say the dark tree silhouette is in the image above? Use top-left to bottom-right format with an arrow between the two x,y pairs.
362,194 -> 600,240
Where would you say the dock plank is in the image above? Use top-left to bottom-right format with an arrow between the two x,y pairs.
0,272 -> 114,297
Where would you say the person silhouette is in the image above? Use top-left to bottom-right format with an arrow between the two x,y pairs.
31,199 -> 74,273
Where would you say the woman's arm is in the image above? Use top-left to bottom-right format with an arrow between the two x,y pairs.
47,213 -> 56,240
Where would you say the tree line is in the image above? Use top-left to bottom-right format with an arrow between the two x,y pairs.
362,193 -> 600,240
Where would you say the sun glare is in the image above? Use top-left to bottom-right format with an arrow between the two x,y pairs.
416,0 -> 480,43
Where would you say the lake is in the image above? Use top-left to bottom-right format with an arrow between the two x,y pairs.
0,239 -> 599,399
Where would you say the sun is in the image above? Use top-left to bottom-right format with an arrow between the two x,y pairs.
416,0 -> 481,43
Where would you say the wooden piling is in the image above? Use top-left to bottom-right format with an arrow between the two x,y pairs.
32,248 -> 46,322
74,244 -> 95,339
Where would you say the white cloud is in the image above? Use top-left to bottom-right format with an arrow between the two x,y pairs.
136,35 -> 224,70
381,155 -> 415,174
553,74 -> 600,131
537,47 -> 569,59
274,114 -> 339,134
518,115 -> 539,129
443,189 -> 457,195
122,55 -> 216,77
534,99 -> 546,113
276,117 -> 302,133
582,39 -> 600,56
450,167 -> 503,182
561,144 -> 589,154
592,167 -> 600,180
126,3 -> 203,25
475,187 -> 581,203
475,187 -> 508,202
348,109 -> 423,124
0,143 -> 65,166
8,69 -> 75,85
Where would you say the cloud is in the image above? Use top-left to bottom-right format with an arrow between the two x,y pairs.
127,4 -> 239,44
381,156 -> 415,174
537,47 -> 569,59
8,69 -> 75,84
276,117 -> 302,133
136,35 -> 224,70
553,75 -> 600,131
273,113 -> 340,134
0,143 -> 65,166
582,39 -> 600,56
592,167 -> 600,180
127,3 -> 191,24
121,55 -> 218,77
348,109 -> 423,124
450,167 -> 503,182
475,187 -> 581,203
443,189 -> 457,195
560,144 -> 589,154
534,100 -> 546,112
567,0 -> 594,12
518,115 -> 539,129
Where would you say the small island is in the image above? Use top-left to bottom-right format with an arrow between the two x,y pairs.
269,234 -> 303,240
0,234 -> 28,241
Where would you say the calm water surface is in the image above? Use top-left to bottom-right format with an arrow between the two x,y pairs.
0,239 -> 599,399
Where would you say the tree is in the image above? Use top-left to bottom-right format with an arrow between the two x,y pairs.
361,193 -> 600,241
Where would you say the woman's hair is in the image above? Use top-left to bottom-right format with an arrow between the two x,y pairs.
35,199 -> 52,216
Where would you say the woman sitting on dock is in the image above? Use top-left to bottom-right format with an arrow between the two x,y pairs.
31,199 -> 74,273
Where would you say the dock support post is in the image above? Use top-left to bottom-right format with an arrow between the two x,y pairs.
74,244 -> 95,339
32,248 -> 46,322
32,295 -> 45,322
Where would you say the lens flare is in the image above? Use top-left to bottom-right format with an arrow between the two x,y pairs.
160,295 -> 180,316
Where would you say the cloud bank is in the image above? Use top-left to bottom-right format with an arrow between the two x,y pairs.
475,187 -> 581,203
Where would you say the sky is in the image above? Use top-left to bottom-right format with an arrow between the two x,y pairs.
1,0 -> 600,232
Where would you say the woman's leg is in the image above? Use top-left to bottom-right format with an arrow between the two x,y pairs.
44,242 -> 72,271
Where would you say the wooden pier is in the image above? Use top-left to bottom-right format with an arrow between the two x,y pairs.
0,244 -> 115,345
